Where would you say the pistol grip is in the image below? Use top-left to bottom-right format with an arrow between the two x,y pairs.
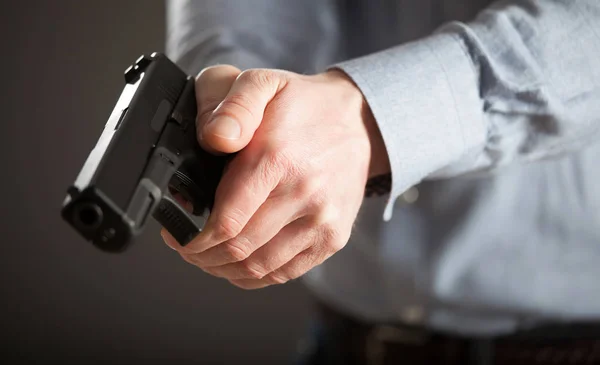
152,195 -> 201,246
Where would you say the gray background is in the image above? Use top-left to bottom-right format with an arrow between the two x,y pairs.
0,1 -> 312,364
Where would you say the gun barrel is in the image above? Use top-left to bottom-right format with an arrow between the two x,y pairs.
62,53 -> 190,252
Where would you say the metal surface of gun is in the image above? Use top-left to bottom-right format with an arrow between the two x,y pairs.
61,53 -> 228,253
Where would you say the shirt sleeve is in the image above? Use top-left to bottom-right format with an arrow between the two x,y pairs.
332,0 -> 600,221
165,0 -> 342,75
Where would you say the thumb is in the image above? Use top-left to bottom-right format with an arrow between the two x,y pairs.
195,65 -> 242,154
202,69 -> 287,154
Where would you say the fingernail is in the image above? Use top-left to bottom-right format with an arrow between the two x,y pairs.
161,231 -> 177,250
205,116 -> 241,140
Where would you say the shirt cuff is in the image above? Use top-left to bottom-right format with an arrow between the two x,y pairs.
331,30 -> 486,221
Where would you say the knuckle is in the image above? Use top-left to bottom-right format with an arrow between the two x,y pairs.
216,93 -> 256,120
252,148 -> 287,188
180,253 -> 198,266
213,212 -> 245,241
310,245 -> 330,262
268,271 -> 290,285
262,150 -> 286,179
222,239 -> 251,262
260,138 -> 286,158
239,69 -> 277,90
327,235 -> 347,253
239,261 -> 266,279
201,266 -> 220,278
315,204 -> 341,227
318,219 -> 346,253
295,175 -> 323,200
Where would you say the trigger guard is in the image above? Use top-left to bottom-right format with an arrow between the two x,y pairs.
168,170 -> 209,216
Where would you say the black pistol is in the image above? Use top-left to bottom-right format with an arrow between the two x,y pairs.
61,53 -> 228,253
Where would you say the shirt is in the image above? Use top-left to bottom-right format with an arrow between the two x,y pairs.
165,0 -> 600,336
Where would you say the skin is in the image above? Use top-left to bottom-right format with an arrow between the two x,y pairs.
161,65 -> 390,290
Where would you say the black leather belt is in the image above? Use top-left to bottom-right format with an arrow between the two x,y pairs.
312,302 -> 600,365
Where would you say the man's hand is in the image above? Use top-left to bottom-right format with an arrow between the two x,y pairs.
161,65 -> 390,289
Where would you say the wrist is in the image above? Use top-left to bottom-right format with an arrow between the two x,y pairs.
360,93 -> 391,178
324,69 -> 391,179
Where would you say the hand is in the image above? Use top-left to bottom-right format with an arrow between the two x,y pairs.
161,65 -> 390,289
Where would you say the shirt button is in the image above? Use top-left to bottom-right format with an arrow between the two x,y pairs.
399,305 -> 425,324
401,187 -> 419,204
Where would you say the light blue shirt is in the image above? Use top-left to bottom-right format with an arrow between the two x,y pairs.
166,0 -> 600,336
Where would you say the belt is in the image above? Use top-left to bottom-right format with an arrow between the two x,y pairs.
312,302 -> 600,365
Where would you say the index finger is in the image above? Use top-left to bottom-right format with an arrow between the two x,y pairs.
177,151 -> 281,254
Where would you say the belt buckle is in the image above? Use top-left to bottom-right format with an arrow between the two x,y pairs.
365,325 -> 430,365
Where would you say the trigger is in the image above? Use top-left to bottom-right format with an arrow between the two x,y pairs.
152,195 -> 200,246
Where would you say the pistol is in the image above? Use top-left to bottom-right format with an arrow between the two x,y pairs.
61,53 -> 228,253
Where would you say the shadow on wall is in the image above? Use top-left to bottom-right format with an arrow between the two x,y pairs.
0,1 -> 311,364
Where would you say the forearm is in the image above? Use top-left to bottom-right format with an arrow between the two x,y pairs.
331,0 -> 600,219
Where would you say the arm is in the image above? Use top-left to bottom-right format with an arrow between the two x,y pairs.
165,0 -> 342,75
160,0 -> 599,289
333,0 -> 600,220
